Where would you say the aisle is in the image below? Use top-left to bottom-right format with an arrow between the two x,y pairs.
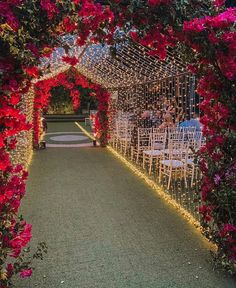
18,122 -> 235,288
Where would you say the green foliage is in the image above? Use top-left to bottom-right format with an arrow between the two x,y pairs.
48,85 -> 97,115
48,86 -> 73,114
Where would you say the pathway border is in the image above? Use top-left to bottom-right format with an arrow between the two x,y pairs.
74,121 -> 216,252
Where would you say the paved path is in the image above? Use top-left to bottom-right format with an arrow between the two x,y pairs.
18,122 -> 235,288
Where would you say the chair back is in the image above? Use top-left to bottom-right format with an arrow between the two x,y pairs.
137,128 -> 152,149
167,139 -> 189,160
168,130 -> 185,146
151,132 -> 167,150
152,127 -> 166,134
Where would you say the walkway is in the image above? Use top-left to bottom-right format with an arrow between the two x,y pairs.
18,122 -> 235,288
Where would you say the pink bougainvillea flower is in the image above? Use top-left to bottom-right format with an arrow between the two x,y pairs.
214,0 -> 226,7
0,150 -> 11,171
26,43 -> 40,57
40,0 -> 58,20
20,268 -> 32,278
63,17 -> 77,33
219,224 -> 236,237
148,0 -> 173,6
7,263 -> 14,277
10,223 -> 32,257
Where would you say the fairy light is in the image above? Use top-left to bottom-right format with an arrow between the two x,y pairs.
75,120 -> 202,228
36,35 -> 189,90
75,122 -> 216,251
75,122 -> 95,140
33,64 -> 71,83
10,86 -> 35,169
107,145 -> 201,225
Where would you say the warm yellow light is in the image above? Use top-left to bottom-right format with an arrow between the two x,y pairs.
75,122 -> 95,140
75,121 -> 200,227
107,146 -> 200,225
76,122 -> 217,251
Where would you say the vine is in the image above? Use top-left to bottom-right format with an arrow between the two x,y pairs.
0,1 -> 235,285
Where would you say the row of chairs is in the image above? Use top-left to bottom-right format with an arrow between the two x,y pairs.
110,121 -> 204,189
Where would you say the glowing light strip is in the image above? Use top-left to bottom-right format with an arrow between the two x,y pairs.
75,120 -> 200,227
107,147 -> 218,250
75,122 -> 95,140
75,121 -> 216,250
107,146 -> 201,226
25,149 -> 33,170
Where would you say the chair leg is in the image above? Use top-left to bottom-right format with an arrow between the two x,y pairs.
167,167 -> 172,190
136,151 -> 139,163
156,159 -> 160,177
195,166 -> 198,179
191,165 -> 195,187
159,163 -> 162,183
184,167 -> 188,188
148,157 -> 153,175
142,153 -> 145,169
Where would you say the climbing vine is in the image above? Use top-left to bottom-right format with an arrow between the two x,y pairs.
0,0 -> 235,285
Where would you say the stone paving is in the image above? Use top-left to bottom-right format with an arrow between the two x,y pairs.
17,122 -> 236,288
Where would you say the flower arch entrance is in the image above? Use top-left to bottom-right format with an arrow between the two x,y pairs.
33,67 -> 110,147
0,1 -> 236,285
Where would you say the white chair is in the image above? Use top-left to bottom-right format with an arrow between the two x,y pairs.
143,131 -> 167,175
152,127 -> 166,134
185,131 -> 203,186
119,123 -> 134,156
131,128 -> 152,163
112,120 -> 121,149
161,130 -> 185,157
116,120 -> 128,149
159,140 -> 189,190
183,147 -> 196,187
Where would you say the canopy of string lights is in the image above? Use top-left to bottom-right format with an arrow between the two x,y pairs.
38,34 -> 188,89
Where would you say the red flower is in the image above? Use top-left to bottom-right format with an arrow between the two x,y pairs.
40,0 -> 58,20
148,0 -> 173,6
10,223 -> 32,257
9,92 -> 20,105
62,56 -> 79,66
63,17 -> 77,33
214,0 -> 226,7
219,224 -> 236,237
20,269 -> 32,278
24,66 -> 40,78
26,43 -> 40,57
7,263 -> 14,277
0,150 -> 11,171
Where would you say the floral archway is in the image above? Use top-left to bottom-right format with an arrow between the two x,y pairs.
33,67 -> 110,147
0,0 -> 236,285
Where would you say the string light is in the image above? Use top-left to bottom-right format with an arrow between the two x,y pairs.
75,122 -> 95,140
31,36 -> 199,225
74,122 -> 216,252
37,36 -> 189,90
10,87 -> 35,169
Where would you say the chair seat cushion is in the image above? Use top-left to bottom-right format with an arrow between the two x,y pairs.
119,137 -> 131,141
186,159 -> 194,165
162,149 -> 181,155
143,150 -> 162,156
160,160 -> 184,168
